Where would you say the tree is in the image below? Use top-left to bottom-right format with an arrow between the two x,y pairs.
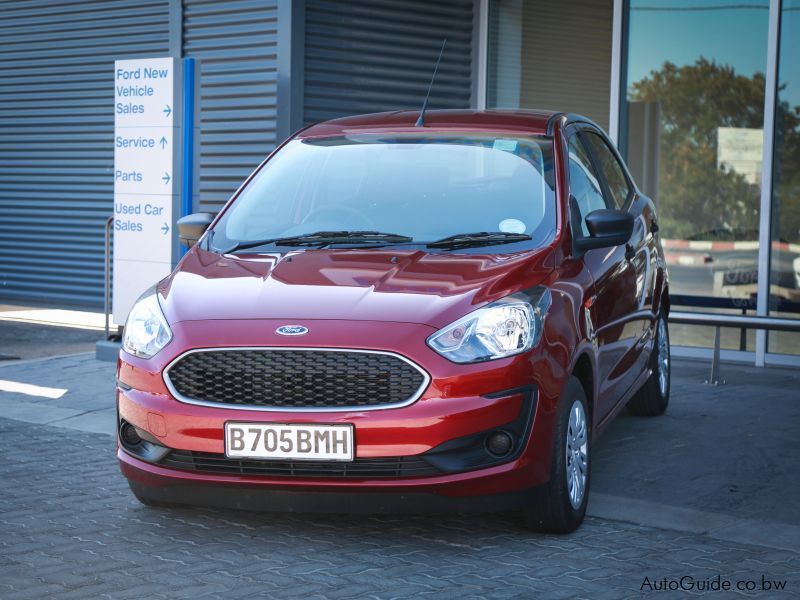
772,100 -> 800,246
629,58 -> 768,240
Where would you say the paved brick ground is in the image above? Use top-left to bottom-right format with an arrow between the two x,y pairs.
0,353 -> 798,597
594,359 -> 800,526
1,419 -> 797,599
2,353 -> 798,528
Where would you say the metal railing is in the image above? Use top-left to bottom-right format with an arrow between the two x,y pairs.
670,294 -> 755,351
104,215 -> 113,341
669,311 -> 800,384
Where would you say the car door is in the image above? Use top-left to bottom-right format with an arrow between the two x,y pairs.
566,126 -> 641,420
582,128 -> 653,407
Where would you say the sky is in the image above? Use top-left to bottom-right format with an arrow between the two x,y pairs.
626,0 -> 800,109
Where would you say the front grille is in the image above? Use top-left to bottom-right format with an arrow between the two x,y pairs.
166,348 -> 428,409
159,450 -> 441,478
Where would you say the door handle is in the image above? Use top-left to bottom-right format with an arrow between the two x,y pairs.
625,244 -> 635,261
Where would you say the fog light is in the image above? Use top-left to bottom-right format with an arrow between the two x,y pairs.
486,430 -> 514,457
120,422 -> 142,446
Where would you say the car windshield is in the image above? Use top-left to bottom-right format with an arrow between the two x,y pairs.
212,133 -> 557,252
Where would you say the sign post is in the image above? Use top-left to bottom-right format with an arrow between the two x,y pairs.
112,57 -> 182,325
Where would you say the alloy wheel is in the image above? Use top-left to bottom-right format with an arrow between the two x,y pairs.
657,316 -> 669,398
565,399 -> 588,509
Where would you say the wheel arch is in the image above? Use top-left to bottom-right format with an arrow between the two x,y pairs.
660,284 -> 670,315
570,351 -> 595,425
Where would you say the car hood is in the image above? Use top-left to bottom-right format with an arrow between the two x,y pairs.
158,246 -> 556,329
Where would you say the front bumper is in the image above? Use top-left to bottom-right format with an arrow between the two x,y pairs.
117,318 -> 564,506
120,436 -> 540,511
124,458 -> 537,513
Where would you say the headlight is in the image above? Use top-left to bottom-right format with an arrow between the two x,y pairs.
427,288 -> 551,363
122,292 -> 173,358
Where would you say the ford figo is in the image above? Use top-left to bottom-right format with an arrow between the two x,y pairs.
117,110 -> 670,533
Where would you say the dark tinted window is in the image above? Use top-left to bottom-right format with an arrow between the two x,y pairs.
583,131 -> 631,209
568,133 -> 607,236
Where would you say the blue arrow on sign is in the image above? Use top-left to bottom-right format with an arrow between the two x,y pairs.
161,223 -> 169,235
162,172 -> 170,184
163,105 -> 171,117
159,137 -> 167,149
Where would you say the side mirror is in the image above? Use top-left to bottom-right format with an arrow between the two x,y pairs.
575,209 -> 634,251
177,212 -> 215,248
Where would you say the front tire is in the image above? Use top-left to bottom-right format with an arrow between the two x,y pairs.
627,310 -> 670,416
522,377 -> 590,533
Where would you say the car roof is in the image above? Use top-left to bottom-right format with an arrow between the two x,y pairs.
297,109 -> 565,139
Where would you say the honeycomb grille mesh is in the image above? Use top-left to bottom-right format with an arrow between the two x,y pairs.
166,349 -> 427,409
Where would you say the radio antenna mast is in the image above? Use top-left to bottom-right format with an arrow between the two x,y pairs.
415,39 -> 447,127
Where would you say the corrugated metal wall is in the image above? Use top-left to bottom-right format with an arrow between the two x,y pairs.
183,0 -> 279,213
0,0 -> 476,308
0,0 -> 170,308
304,0 -> 474,124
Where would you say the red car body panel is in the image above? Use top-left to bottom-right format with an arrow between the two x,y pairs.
157,244 -> 557,329
117,110 -> 668,509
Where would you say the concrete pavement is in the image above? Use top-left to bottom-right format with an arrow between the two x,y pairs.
0,308 -> 103,360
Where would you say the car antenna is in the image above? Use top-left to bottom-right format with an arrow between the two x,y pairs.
415,38 -> 447,127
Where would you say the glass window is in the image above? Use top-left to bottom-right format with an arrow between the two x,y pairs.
583,131 -> 631,209
623,0 -> 770,352
768,0 -> 800,355
568,133 -> 607,236
213,134 -> 557,251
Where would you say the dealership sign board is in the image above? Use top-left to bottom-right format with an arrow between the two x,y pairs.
113,57 -> 181,324
717,127 -> 764,186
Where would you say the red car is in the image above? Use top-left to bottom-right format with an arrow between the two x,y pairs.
117,110 -> 670,533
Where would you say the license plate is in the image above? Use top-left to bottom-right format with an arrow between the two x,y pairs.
224,422 -> 354,461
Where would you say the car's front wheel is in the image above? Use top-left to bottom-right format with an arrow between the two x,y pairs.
627,309 -> 670,416
522,376 -> 590,533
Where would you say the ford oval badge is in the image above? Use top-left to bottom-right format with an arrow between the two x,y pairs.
276,325 -> 308,336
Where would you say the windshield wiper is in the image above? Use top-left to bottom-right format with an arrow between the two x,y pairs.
426,231 -> 532,249
221,231 -> 414,253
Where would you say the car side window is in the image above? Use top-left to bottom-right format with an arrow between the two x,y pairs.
567,133 -> 607,236
583,131 -> 631,209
